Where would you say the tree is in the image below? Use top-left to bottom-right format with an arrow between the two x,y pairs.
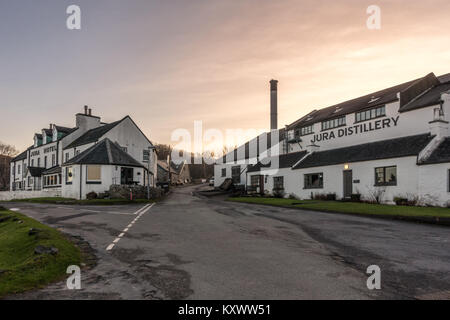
0,142 -> 18,157
0,142 -> 17,191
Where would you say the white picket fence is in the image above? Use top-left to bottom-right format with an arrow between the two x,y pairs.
0,189 -> 61,201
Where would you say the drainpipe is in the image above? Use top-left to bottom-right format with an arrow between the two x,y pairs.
79,164 -> 83,200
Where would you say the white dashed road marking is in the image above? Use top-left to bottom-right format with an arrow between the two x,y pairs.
105,203 -> 154,251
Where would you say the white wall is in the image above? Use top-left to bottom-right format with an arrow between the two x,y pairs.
62,164 -> 145,199
0,189 -> 61,201
418,163 -> 450,206
288,102 -> 438,153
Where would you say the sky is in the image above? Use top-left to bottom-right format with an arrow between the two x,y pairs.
1,0 -> 450,152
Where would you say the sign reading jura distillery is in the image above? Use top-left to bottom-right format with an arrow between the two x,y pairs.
311,116 -> 399,143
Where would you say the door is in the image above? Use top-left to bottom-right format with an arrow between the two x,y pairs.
259,175 -> 265,195
343,170 -> 353,199
121,167 -> 134,185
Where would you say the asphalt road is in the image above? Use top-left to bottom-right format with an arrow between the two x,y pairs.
3,185 -> 450,300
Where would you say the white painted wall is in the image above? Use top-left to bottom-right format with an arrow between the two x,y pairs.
418,163 -> 450,206
62,164 -> 145,199
0,189 -> 61,201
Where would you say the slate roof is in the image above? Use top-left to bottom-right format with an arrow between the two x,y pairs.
247,151 -> 307,173
420,137 -> 450,165
400,82 -> 450,112
28,167 -> 45,177
64,119 -> 123,149
64,138 -> 144,168
42,129 -> 53,136
43,166 -> 62,175
55,125 -> 77,135
287,73 -> 450,130
292,133 -> 434,169
11,149 -> 28,161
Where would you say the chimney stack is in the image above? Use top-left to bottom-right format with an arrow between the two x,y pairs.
270,79 -> 278,130
88,108 -> 92,116
84,105 -> 88,115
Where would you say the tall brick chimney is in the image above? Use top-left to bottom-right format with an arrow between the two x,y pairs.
270,79 -> 278,130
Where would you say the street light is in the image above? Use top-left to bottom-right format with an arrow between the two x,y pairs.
147,145 -> 156,200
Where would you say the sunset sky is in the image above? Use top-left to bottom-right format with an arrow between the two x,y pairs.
1,0 -> 450,152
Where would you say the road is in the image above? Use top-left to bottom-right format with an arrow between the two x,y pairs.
3,184 -> 450,300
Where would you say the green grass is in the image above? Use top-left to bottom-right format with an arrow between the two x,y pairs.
2,197 -> 155,206
0,206 -> 81,297
228,197 -> 450,218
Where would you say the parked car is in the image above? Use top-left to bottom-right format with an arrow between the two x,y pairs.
209,178 -> 214,186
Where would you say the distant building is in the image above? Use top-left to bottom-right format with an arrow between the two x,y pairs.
216,73 -> 450,206
10,106 -> 157,199
157,160 -> 191,185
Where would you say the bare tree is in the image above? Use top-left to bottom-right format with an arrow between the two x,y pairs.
0,142 -> 18,157
0,142 -> 17,191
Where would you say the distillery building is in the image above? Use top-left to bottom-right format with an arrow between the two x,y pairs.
215,73 -> 450,206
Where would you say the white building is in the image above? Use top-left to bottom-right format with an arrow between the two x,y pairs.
10,106 -> 157,199
215,73 -> 450,207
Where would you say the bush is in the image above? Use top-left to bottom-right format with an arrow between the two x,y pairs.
326,193 -> 336,201
314,193 -> 336,201
350,193 -> 361,202
86,192 -> 98,200
394,197 -> 408,206
272,189 -> 285,198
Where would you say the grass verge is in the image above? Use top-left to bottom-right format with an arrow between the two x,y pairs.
1,197 -> 156,206
0,206 -> 81,297
227,197 -> 450,219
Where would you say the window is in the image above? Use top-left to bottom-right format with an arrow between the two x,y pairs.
66,167 -> 73,184
231,166 -> 241,184
304,173 -> 323,189
86,165 -> 101,183
17,164 -> 21,174
52,154 -> 55,166
65,153 -> 69,162
143,149 -> 150,162
355,105 -> 386,123
221,168 -> 226,177
37,158 -> 41,167
321,116 -> 346,131
296,125 -> 314,137
375,166 -> 397,186
273,176 -> 284,190
44,174 -> 60,187
31,159 -> 34,167
250,175 -> 260,186
44,156 -> 47,168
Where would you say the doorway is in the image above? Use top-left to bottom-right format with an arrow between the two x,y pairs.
343,170 -> 353,199
121,167 -> 134,185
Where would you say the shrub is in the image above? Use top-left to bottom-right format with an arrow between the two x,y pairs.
350,193 -> 361,202
394,197 -> 408,206
86,192 -> 98,200
273,189 -> 285,198
326,193 -> 336,201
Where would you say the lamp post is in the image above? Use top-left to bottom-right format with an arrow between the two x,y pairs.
147,145 -> 156,200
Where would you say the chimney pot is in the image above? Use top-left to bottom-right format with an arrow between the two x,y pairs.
88,108 -> 92,116
84,105 -> 88,115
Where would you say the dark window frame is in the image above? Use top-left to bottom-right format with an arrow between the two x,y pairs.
221,168 -> 226,177
304,172 -> 324,189
374,166 -> 397,186
321,116 -> 346,132
231,165 -> 241,184
273,176 -> 284,191
355,105 -> 386,123
65,167 -> 73,185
